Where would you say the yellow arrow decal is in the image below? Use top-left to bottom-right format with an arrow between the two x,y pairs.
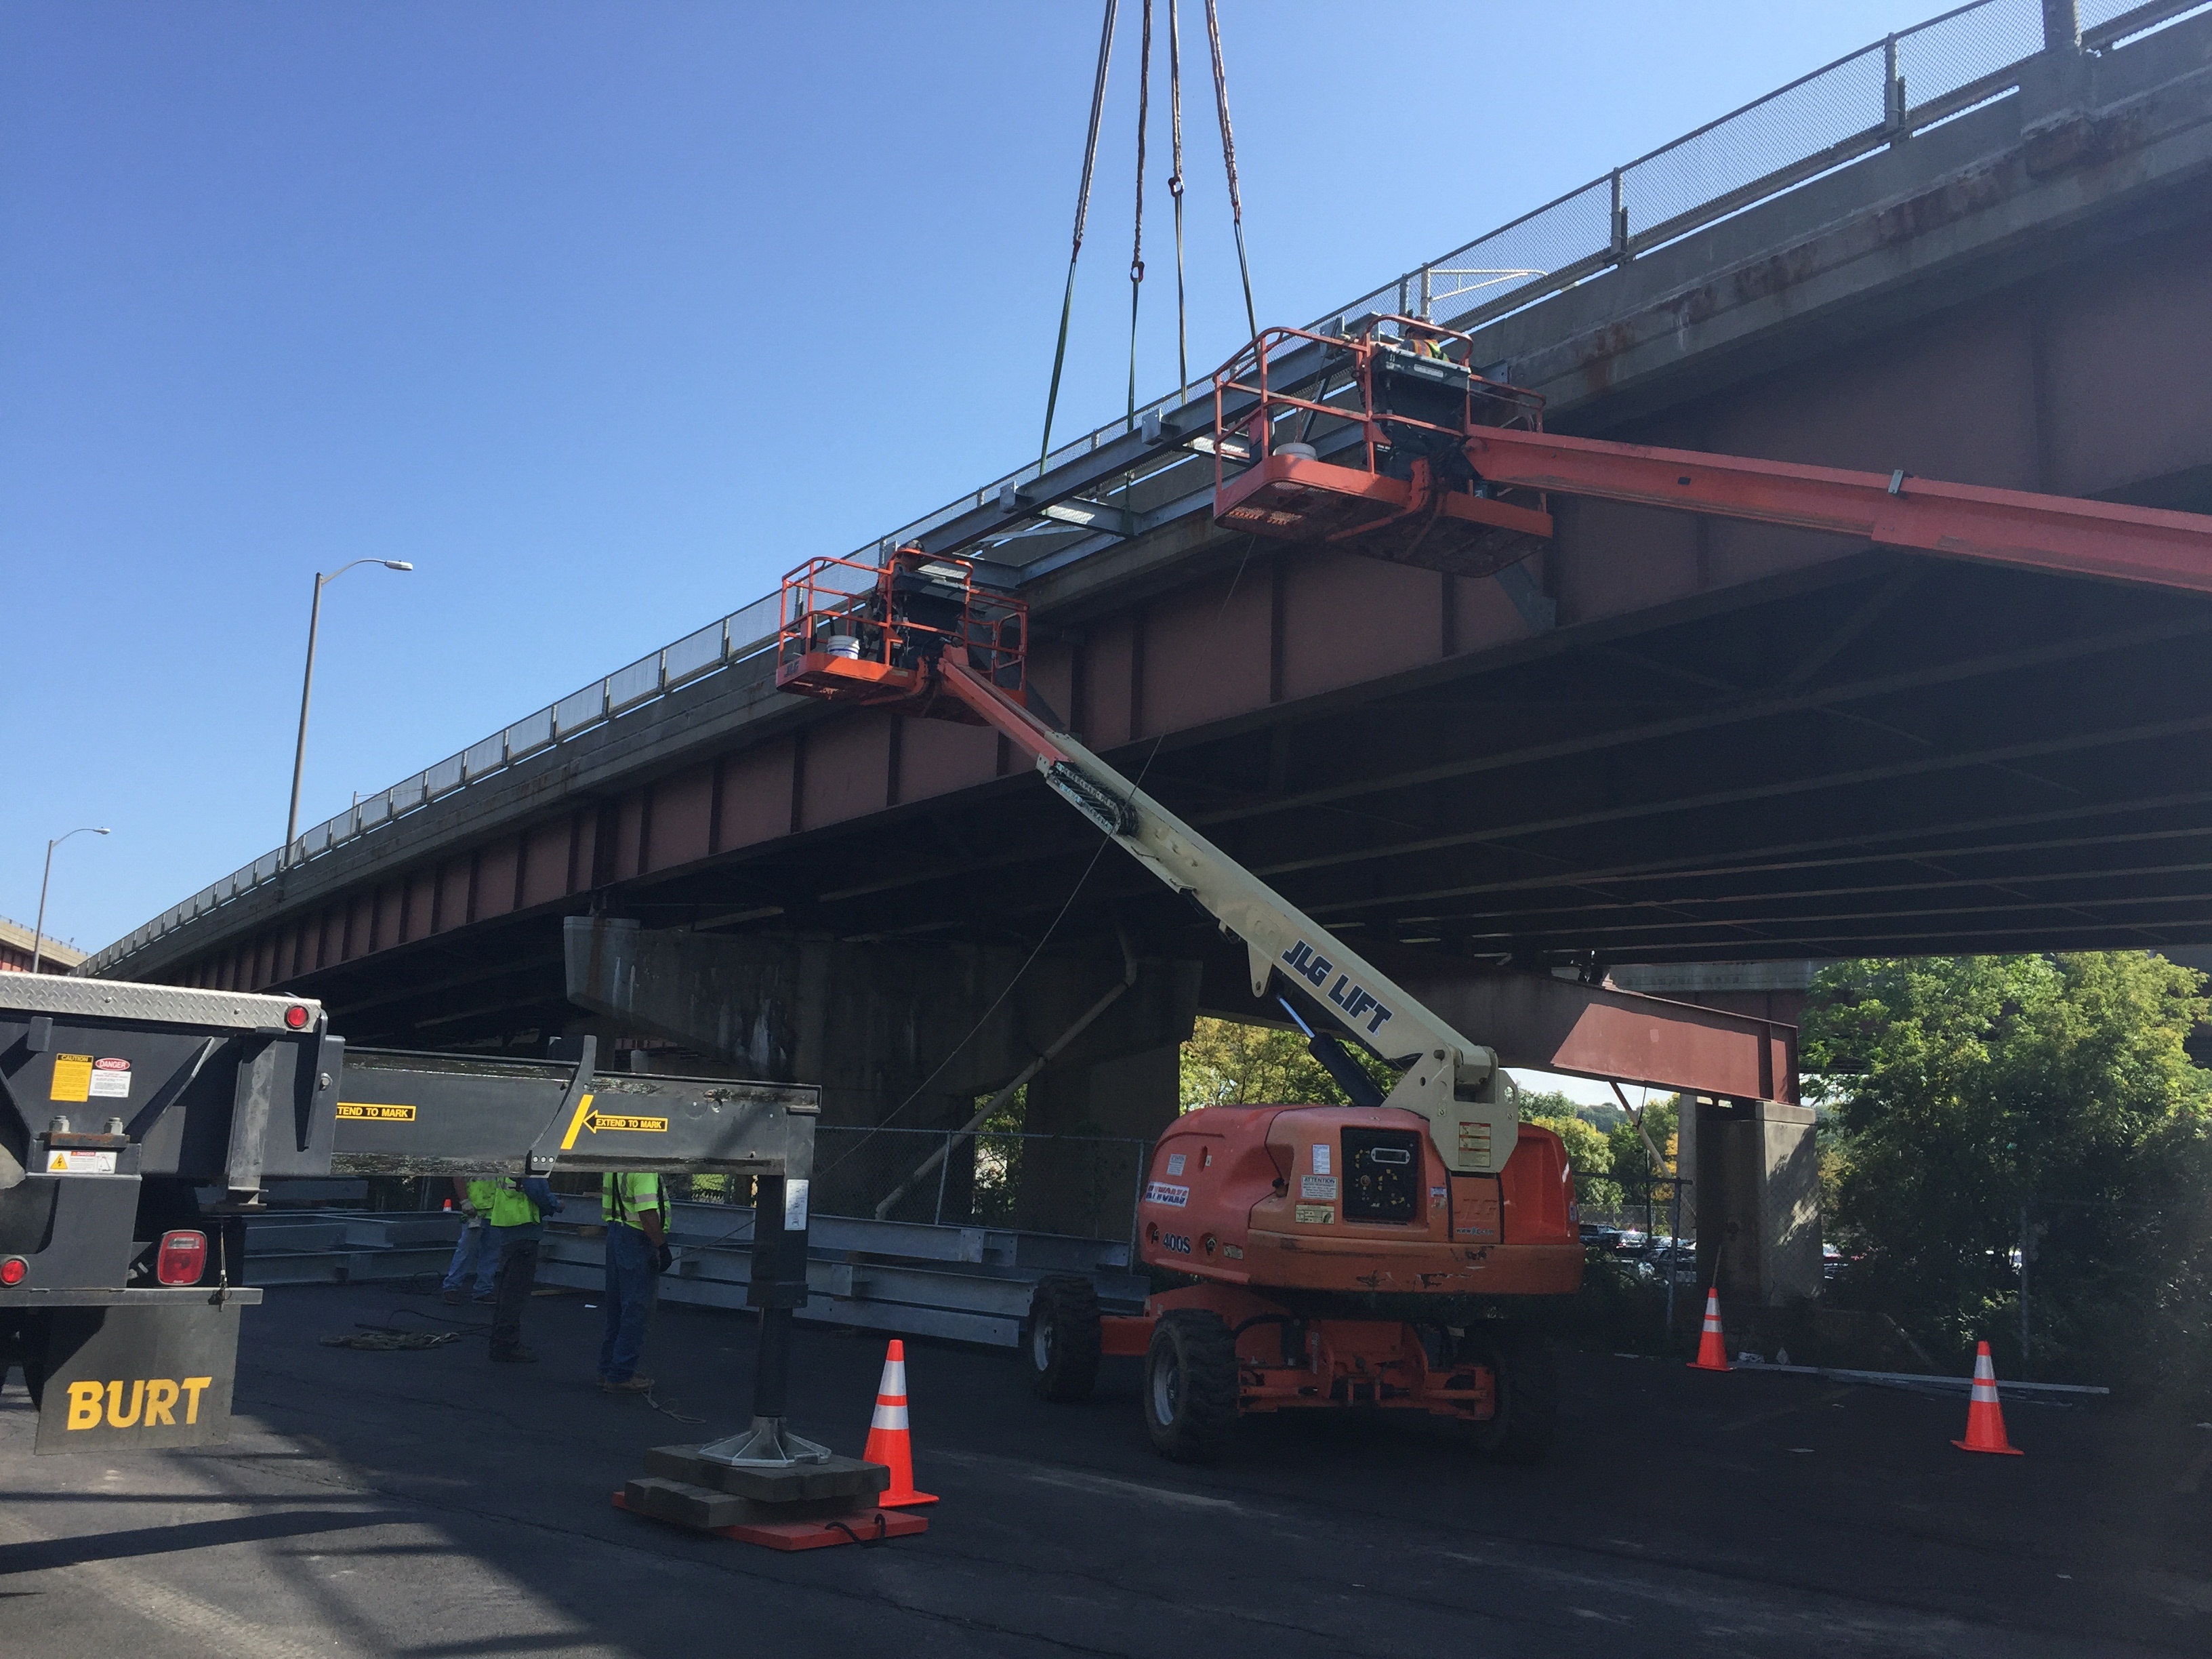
559,1093 -> 597,1151
558,1095 -> 670,1149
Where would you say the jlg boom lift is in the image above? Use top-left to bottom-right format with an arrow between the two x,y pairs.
777,314 -> 2212,1462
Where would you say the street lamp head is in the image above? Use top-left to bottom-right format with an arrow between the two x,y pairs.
382,560 -> 414,571
92,827 -> 110,836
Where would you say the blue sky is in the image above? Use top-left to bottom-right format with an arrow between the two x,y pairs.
3,0 -> 1946,960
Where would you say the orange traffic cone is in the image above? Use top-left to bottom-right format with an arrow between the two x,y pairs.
863,1340 -> 939,1507
1952,1340 -> 2023,1456
1687,1287 -> 1731,1372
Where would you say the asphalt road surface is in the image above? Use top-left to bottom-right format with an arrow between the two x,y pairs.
2,1283 -> 2207,1658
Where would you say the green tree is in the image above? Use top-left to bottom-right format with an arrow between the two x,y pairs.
1528,1109 -> 1621,1208
1179,1016 -> 1394,1111
1803,952 -> 2212,1388
1603,1094 -> 1679,1197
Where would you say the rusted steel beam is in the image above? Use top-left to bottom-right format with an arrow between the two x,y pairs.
1200,947 -> 1796,1105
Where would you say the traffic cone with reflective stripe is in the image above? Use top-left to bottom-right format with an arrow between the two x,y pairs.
1687,1288 -> 1730,1372
863,1340 -> 938,1507
1952,1341 -> 2023,1456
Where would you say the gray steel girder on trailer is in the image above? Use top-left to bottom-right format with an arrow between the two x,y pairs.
0,975 -> 817,1455
329,1048 -> 815,1182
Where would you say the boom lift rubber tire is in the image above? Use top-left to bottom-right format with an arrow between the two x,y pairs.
1143,1309 -> 1241,1462
1453,1323 -> 1559,1464
1027,1275 -> 1103,1402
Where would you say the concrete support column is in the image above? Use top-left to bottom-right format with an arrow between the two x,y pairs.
1685,1097 -> 1821,1307
562,918 -> 1197,1233
1015,1040 -> 1183,1240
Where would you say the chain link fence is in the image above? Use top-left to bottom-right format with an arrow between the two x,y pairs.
806,1124 -> 1153,1246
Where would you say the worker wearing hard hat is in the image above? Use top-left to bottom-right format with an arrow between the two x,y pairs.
1401,323 -> 1454,360
598,1171 -> 670,1393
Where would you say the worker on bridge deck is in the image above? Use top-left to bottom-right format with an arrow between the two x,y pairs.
598,1171 -> 669,1394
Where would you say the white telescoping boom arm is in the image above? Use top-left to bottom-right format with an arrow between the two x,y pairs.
936,655 -> 1517,1176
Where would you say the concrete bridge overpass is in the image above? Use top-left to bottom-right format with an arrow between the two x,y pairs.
86,6 -> 2212,1181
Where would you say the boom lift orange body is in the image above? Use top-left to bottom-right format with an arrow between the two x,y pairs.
776,317 -> 2212,1462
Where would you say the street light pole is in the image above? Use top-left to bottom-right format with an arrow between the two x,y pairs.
31,826 -> 110,974
285,558 -> 413,861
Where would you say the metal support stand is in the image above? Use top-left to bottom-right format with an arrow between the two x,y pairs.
699,1174 -> 829,1469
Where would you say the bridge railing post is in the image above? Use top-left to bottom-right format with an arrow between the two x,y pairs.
2043,0 -> 2080,54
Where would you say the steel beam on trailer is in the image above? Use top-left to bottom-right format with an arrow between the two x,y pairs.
327,1047 -> 818,1179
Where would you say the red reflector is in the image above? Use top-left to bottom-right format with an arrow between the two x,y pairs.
157,1230 -> 207,1286
0,1257 -> 24,1286
285,1004 -> 310,1029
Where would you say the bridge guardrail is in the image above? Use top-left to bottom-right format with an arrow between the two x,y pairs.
85,0 -> 2210,977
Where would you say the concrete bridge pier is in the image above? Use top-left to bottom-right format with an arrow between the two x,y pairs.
1683,1099 -> 1822,1309
560,918 -> 1197,1225
1012,1038 -> 1189,1240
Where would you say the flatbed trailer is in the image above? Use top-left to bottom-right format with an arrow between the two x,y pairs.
0,974 -> 818,1456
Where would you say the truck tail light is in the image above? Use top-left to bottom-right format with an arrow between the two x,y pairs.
284,1004 -> 310,1029
0,1257 -> 24,1286
157,1230 -> 207,1286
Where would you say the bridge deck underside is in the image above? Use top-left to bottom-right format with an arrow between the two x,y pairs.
280,544 -> 2212,1048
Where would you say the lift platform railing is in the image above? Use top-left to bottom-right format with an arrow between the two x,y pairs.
1208,318 -> 1555,580
777,547 -> 1029,717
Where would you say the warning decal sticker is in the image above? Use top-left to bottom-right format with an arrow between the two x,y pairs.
1143,1181 -> 1189,1208
336,1103 -> 417,1122
1294,1203 -> 1335,1225
88,1058 -> 132,1099
49,1054 -> 92,1103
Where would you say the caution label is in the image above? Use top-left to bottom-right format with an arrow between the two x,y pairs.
47,1149 -> 117,1175
558,1095 -> 668,1149
335,1102 -> 417,1122
1294,1203 -> 1336,1225
49,1054 -> 92,1103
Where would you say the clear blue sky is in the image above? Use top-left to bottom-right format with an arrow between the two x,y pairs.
3,0 -> 1944,958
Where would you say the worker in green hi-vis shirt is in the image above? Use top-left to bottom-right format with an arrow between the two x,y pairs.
598,1172 -> 668,1393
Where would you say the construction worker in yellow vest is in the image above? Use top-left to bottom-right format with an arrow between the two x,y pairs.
441,1176 -> 503,1305
598,1172 -> 668,1393
486,1175 -> 560,1363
